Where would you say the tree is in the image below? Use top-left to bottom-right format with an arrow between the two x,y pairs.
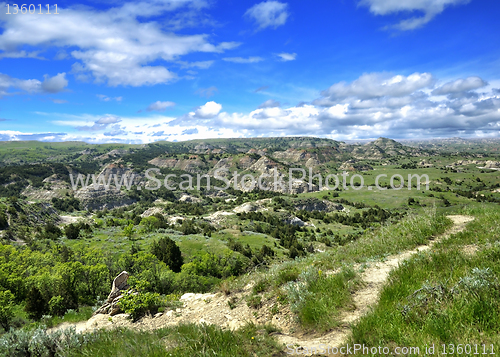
43,222 -> 62,240
0,290 -> 15,331
0,212 -> 8,230
151,237 -> 184,272
25,287 -> 48,319
64,223 -> 80,240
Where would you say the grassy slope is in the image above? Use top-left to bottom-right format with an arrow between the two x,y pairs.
347,204 -> 500,355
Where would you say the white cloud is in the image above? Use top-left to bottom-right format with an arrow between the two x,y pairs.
191,101 -> 222,118
97,94 -> 123,102
0,1 -> 239,87
41,73 -> 68,93
318,72 -> 434,102
432,76 -> 487,95
359,0 -> 471,30
223,57 -> 264,64
146,101 -> 176,112
277,52 -> 296,61
258,99 -> 281,108
177,60 -> 214,69
0,72 -> 68,96
95,115 -> 122,125
16,72 -> 500,143
245,1 -> 289,30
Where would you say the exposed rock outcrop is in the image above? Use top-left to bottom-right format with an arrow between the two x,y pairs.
75,186 -> 136,210
293,198 -> 343,212
93,271 -> 131,316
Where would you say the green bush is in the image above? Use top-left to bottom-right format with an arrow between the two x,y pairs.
0,289 -> 15,331
0,326 -> 92,356
275,266 -> 300,287
252,278 -> 270,294
246,295 -> 262,309
49,295 -> 66,317
117,290 -> 163,321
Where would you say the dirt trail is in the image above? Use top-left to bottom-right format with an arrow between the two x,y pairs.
49,215 -> 473,354
275,215 -> 474,352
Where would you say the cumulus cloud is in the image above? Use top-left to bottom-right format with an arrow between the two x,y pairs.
258,99 -> 281,108
432,76 -> 487,95
277,52 -> 296,61
0,1 -> 239,87
318,72 -> 434,103
95,115 -> 122,125
169,71 -> 499,140
360,0 -> 471,30
245,1 -> 289,30
146,101 -> 176,112
0,72 -> 68,96
76,115 -> 122,131
223,57 -> 264,63
16,71 -> 500,143
104,125 -> 127,136
191,101 -> 222,118
41,73 -> 68,93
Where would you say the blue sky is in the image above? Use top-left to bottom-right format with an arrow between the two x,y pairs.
0,0 -> 499,143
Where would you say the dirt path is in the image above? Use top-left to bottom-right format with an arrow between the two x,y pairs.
49,215 -> 473,354
275,215 -> 474,352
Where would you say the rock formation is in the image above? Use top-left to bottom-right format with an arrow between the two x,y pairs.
93,271 -> 130,316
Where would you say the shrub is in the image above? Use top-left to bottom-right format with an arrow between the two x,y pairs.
275,266 -> 300,287
117,290 -> 163,321
49,295 -> 67,317
123,223 -> 135,239
246,295 -> 262,309
0,326 -> 92,356
252,279 -> 270,294
0,290 -> 15,331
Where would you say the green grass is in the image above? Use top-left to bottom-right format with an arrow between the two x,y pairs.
316,206 -> 452,270
42,307 -> 94,328
285,266 -> 358,331
346,204 -> 500,354
64,323 -> 283,357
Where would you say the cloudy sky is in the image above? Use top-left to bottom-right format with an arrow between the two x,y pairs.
0,0 -> 499,143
